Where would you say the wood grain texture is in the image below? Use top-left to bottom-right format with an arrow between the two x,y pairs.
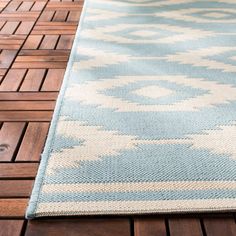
0,220 -> 24,236
0,92 -> 58,101
25,219 -> 131,236
0,101 -> 55,110
0,111 -> 53,121
168,218 -> 203,236
0,180 -> 33,197
20,69 -> 46,91
41,69 -> 65,91
0,163 -> 38,179
0,122 -> 25,161
0,199 -> 28,217
134,218 -> 166,236
203,218 -> 236,236
16,122 -> 49,161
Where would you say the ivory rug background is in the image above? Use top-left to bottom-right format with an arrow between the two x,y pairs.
27,0 -> 236,218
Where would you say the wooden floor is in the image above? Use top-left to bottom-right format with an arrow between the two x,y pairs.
0,0 -> 236,235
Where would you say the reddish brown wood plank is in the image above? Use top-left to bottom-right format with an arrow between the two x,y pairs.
134,218 -> 166,236
19,50 -> 70,56
0,69 -> 7,77
0,101 -> 55,110
0,69 -> 27,91
57,35 -> 74,50
0,111 -> 53,121
16,122 -> 49,161
0,163 -> 38,179
0,220 -> 24,236
25,219 -> 131,236
13,61 -> 67,69
39,35 -> 59,49
204,218 -> 236,236
31,2 -> 46,12
20,69 -> 46,91
168,218 -> 203,236
15,55 -> 69,62
0,12 -> 39,21
0,92 -> 58,101
22,35 -> 43,50
15,21 -> 34,35
0,199 -> 28,217
3,1 -> 22,13
41,69 -> 65,91
46,2 -> 84,10
0,1 -> 9,11
32,22 -> 77,35
0,180 -> 33,197
53,11 -> 68,22
17,2 -> 34,12
0,122 -> 26,161
0,22 -> 19,34
0,35 -> 26,49
67,11 -> 82,22
0,50 -> 17,69
38,11 -> 55,22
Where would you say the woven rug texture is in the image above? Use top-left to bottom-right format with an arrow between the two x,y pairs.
27,0 -> 236,218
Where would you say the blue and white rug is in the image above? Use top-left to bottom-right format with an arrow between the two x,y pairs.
27,0 -> 236,218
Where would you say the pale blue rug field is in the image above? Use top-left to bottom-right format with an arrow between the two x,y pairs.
27,0 -> 236,218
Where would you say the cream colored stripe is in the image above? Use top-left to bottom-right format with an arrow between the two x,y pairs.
36,199 -> 236,216
42,181 -> 236,193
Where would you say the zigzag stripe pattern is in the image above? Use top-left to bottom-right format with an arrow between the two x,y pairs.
27,0 -> 236,218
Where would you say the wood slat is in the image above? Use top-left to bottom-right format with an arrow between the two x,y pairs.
0,220 -> 24,236
0,199 -> 28,217
0,163 -> 38,179
0,69 -> 27,91
0,111 -> 53,121
53,11 -> 68,22
46,2 -> 83,10
0,50 -> 17,69
168,218 -> 203,236
3,1 -> 22,13
0,22 -> 19,34
17,2 -> 34,12
0,92 -> 58,101
15,21 -> 34,35
0,180 -> 33,197
134,218 -> 166,236
41,69 -> 65,91
25,219 -> 131,236
204,218 -> 236,236
22,35 -> 44,49
0,101 -> 55,110
31,2 -> 46,12
19,50 -> 70,56
16,122 -> 49,161
67,11 -> 82,22
20,69 -> 46,91
38,11 -> 55,22
39,35 -> 59,49
0,35 -> 26,49
0,12 -> 39,21
0,122 -> 26,161
57,35 -> 74,50
13,61 -> 67,69
15,55 -> 69,62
